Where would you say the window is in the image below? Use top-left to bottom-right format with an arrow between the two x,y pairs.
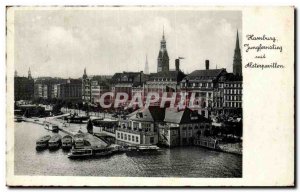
150,137 -> 154,144
132,136 -> 135,142
136,136 -> 139,143
121,133 -> 123,139
124,134 -> 127,140
182,131 -> 187,137
117,133 -> 120,138
128,135 -> 131,141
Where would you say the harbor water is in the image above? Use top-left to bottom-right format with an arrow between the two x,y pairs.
14,121 -> 242,177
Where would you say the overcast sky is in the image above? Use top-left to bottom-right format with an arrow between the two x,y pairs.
14,8 -> 242,78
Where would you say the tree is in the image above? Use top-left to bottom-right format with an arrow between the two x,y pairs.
87,119 -> 93,134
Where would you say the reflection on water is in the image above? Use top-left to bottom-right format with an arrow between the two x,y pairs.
14,122 -> 242,177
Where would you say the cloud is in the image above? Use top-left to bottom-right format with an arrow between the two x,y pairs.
14,9 -> 242,78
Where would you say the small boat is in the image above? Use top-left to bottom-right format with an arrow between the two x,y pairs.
125,145 -> 161,155
15,116 -> 23,122
73,134 -> 85,149
67,148 -> 93,159
62,135 -> 73,150
92,147 -> 114,157
48,134 -> 62,150
44,124 -> 59,133
36,135 -> 51,150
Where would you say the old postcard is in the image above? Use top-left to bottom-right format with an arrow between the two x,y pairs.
6,6 -> 294,186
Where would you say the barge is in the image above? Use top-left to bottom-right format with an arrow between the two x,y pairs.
36,135 -> 51,150
48,134 -> 62,150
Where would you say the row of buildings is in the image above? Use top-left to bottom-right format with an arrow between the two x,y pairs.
14,30 -> 242,118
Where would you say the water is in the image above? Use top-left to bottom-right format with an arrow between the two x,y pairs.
14,122 -> 242,177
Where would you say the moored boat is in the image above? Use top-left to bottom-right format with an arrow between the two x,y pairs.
44,124 -> 59,133
36,135 -> 51,150
67,148 -> 93,159
48,134 -> 62,150
62,135 -> 73,150
15,116 -> 23,122
125,145 -> 161,155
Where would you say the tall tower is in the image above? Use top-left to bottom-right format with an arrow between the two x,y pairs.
28,67 -> 32,79
157,27 -> 169,72
83,67 -> 87,79
144,54 -> 149,74
233,30 -> 242,76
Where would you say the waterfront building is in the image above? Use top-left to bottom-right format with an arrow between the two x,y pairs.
145,59 -> 186,104
14,69 -> 34,101
111,71 -> 145,101
81,68 -> 112,103
57,78 -> 82,102
116,106 -> 165,145
34,77 -> 65,100
159,107 -> 211,147
223,74 -> 243,115
181,60 -> 227,117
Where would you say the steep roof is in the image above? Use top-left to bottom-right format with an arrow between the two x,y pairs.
164,107 -> 211,124
112,72 -> 144,84
187,69 -> 226,80
149,70 -> 186,82
129,106 -> 165,122
225,73 -> 243,81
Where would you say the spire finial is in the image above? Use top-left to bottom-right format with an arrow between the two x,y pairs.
162,25 -> 165,40
235,29 -> 240,49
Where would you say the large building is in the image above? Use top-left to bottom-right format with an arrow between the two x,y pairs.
116,106 -> 165,145
181,60 -> 227,117
111,71 -> 146,102
34,77 -> 65,100
14,68 -> 34,101
159,107 -> 211,147
81,68 -> 112,103
223,74 -> 243,115
57,79 -> 82,102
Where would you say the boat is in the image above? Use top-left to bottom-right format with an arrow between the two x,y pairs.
36,135 -> 51,150
15,116 -> 23,122
44,124 -> 59,133
125,145 -> 161,155
62,135 -> 73,150
73,134 -> 85,149
67,148 -> 93,159
48,134 -> 62,150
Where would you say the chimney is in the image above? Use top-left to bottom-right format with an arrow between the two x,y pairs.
175,59 -> 180,71
205,60 -> 209,70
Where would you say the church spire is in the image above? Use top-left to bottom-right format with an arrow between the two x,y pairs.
235,30 -> 240,50
144,54 -> 149,74
28,67 -> 32,79
157,27 -> 169,72
233,30 -> 242,76
83,67 -> 87,79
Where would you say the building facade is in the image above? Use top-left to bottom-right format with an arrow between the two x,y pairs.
14,69 -> 34,101
181,60 -> 227,118
159,107 -> 211,147
116,106 -> 165,145
57,79 -> 82,102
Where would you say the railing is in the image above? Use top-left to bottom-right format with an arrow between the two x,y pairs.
116,128 -> 156,136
